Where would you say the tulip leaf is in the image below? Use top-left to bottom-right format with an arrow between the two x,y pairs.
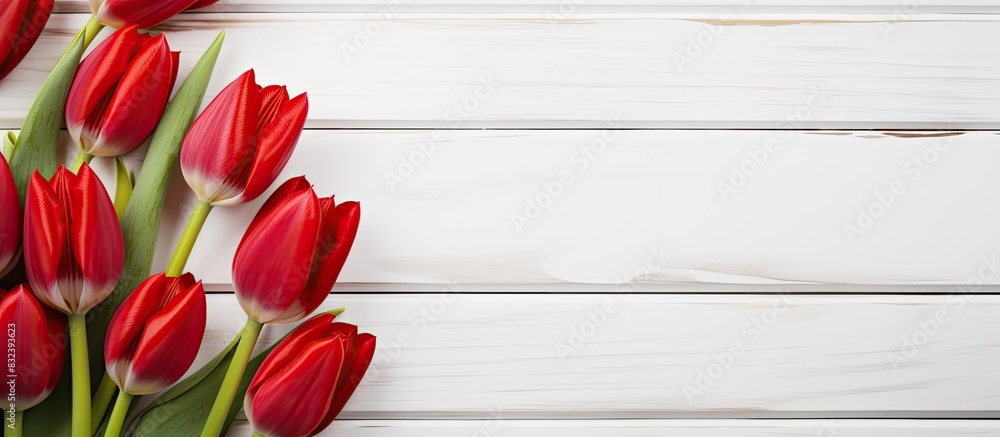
3,132 -> 15,159
113,156 -> 133,220
85,30 -> 226,394
7,17 -> 102,204
128,332 -> 279,437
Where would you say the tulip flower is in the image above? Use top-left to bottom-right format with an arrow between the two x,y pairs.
201,178 -> 359,437
245,316 -> 375,437
0,155 -> 20,279
234,177 -> 360,325
66,25 -> 179,167
23,163 -> 123,437
181,69 -> 308,207
91,0 -> 220,29
0,284 -> 66,433
166,70 -> 307,277
0,0 -> 54,81
102,272 -> 206,437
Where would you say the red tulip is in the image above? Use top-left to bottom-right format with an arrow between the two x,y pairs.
90,0 -> 219,29
0,156 -> 20,278
23,163 -> 124,315
180,70 -> 308,206
233,177 -> 359,324
105,272 -> 206,395
66,25 -> 179,158
0,284 -> 66,411
0,0 -> 53,81
245,314 -> 375,437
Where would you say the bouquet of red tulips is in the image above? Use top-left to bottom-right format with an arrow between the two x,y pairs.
0,2 -> 375,437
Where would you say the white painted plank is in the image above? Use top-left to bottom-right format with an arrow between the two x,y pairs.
196,294 -> 1000,416
54,1 -> 1000,14
228,419 -> 1000,436
5,13 -> 1000,128
112,129 -> 1000,288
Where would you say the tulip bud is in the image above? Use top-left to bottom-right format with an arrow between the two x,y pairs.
0,284 -> 66,411
66,25 -> 179,158
233,177 -> 359,324
0,155 -> 20,278
91,0 -> 219,29
23,163 -> 124,315
246,314 -> 375,437
0,0 -> 54,81
180,70 -> 308,206
105,272 -> 206,395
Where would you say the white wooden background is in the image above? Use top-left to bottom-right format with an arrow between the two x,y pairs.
3,1 -> 1000,435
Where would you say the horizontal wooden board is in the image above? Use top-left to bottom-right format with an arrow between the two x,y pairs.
81,129 -> 1000,288
229,419 -> 1000,436
55,1 -> 1000,13
194,294 -> 1000,417
4,13 -> 1000,128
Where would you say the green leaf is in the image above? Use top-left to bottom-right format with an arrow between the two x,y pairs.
113,156 -> 133,220
129,332 -> 276,437
7,17 -> 103,205
85,30 -> 226,393
3,131 -> 15,159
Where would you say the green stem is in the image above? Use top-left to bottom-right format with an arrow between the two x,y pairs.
90,374 -> 118,434
5,411 -> 22,437
68,314 -> 91,437
103,391 -> 132,437
201,319 -> 263,437
70,151 -> 93,173
82,16 -> 104,47
165,200 -> 213,276
251,432 -> 265,437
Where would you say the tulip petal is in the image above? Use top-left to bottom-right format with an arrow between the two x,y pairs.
312,332 -> 375,435
0,285 -> 62,410
180,70 -> 261,204
125,280 -> 205,394
66,25 -> 143,154
0,156 -> 21,275
105,273 -> 169,388
243,176 -> 311,237
248,336 -> 345,437
0,0 -> 53,81
273,197 -> 339,323
220,93 -> 308,206
68,164 -> 124,314
247,313 -> 335,399
233,187 -> 320,323
0,0 -> 28,65
95,0 -> 202,29
23,171 -> 70,314
300,200 -> 360,314
90,33 -> 176,157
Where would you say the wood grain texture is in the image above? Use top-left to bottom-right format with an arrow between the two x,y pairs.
4,13 -> 1000,128
94,129 -> 1000,288
54,1 -> 1000,13
228,419 -> 1000,436
197,294 -> 1000,417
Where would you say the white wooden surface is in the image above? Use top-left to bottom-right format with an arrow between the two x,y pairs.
5,2 -> 1000,436
4,13 -> 1000,128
